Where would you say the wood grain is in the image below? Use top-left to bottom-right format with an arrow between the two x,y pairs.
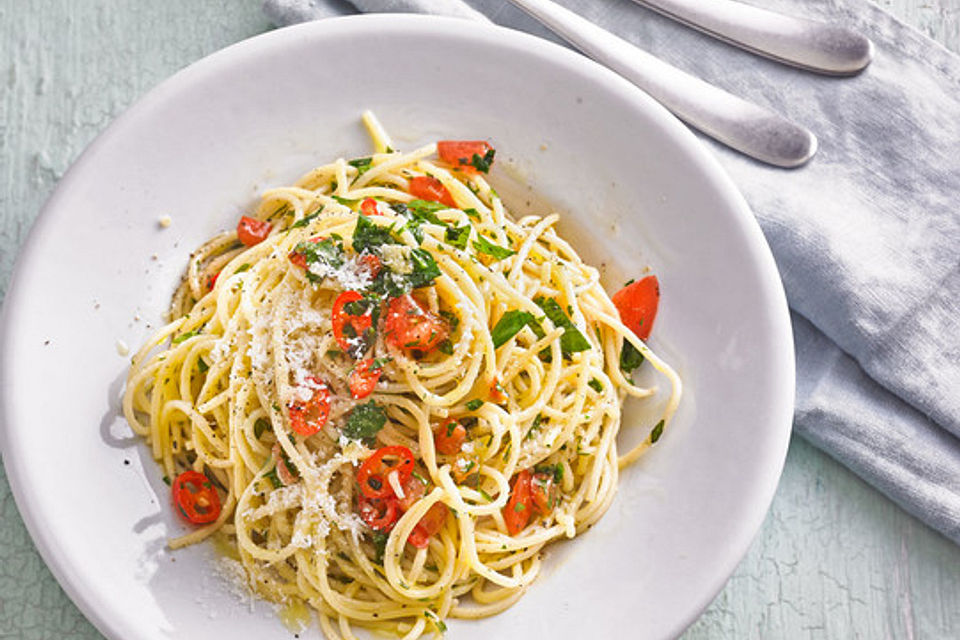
0,1 -> 958,639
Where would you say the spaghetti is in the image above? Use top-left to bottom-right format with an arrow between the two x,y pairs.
123,112 -> 681,638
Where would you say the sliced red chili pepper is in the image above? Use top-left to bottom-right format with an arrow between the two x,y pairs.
384,294 -> 449,353
359,494 -> 400,532
332,290 -> 374,355
171,470 -> 222,525
207,270 -> 221,291
612,275 -> 660,341
408,175 -> 456,208
349,358 -> 383,399
503,469 -> 532,535
437,140 -> 494,173
357,445 -> 416,500
360,198 -> 382,216
287,377 -> 330,436
434,418 -> 466,455
408,502 -> 449,549
237,216 -> 272,247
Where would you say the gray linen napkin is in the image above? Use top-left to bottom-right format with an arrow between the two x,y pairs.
263,0 -> 960,544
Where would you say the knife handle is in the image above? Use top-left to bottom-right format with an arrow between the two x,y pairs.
508,0 -> 817,168
632,0 -> 873,76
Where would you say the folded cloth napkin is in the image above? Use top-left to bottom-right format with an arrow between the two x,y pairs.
263,0 -> 960,544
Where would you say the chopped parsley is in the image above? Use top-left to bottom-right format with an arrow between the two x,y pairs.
332,195 -> 360,207
172,329 -> 199,344
525,413 -> 544,440
465,399 -> 484,411
351,214 -> 395,254
254,417 -> 271,439
650,419 -> 665,444
534,463 -> 564,483
290,210 -> 321,229
235,263 -> 252,273
197,356 -> 209,373
347,156 -> 373,176
444,224 -> 471,249
588,378 -> 604,393
470,148 -> 496,173
343,400 -> 388,442
424,610 -> 447,633
292,236 -> 345,283
620,340 -> 645,373
371,531 -> 389,564
534,297 -> 591,356
438,339 -> 454,355
439,310 -> 460,331
462,208 -> 481,221
472,235 -> 516,261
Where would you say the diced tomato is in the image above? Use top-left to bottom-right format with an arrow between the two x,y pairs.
357,446 -> 416,500
358,494 -> 400,531
488,376 -> 506,403
331,290 -> 375,355
407,502 -> 449,549
530,471 -> 557,514
237,216 -> 272,247
437,140 -> 493,173
360,198 -> 381,216
434,419 -> 466,455
349,358 -> 383,399
451,455 -> 480,486
612,275 -> 660,341
287,377 -> 330,436
384,294 -> 449,353
503,470 -> 532,535
171,470 -> 222,525
358,253 -> 382,280
408,176 -> 456,208
395,474 -> 426,512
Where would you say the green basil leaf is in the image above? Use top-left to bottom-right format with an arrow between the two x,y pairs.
445,224 -> 471,250
343,400 -> 388,441
534,297 -> 591,355
490,310 -> 536,348
352,214 -> 396,254
472,235 -> 515,261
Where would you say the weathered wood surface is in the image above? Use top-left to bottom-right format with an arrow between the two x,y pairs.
1,1 -> 958,638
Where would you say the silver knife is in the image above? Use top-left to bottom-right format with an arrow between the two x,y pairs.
632,0 -> 874,76
507,0 -> 817,168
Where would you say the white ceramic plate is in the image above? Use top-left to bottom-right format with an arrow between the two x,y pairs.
0,15 -> 793,640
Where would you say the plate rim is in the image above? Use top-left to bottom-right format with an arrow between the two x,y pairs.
0,13 -> 795,640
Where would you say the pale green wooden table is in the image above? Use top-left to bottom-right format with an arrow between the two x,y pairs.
1,2 -> 959,638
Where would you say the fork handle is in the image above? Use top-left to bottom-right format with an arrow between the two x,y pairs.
632,0 -> 873,76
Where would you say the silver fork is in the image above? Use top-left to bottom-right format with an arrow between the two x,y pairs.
507,0 -> 817,168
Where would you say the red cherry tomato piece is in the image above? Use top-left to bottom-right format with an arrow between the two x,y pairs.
408,176 -> 456,208
171,470 -> 222,525
530,471 -> 557,514
331,290 -> 374,354
237,216 -> 272,247
395,474 -> 426,512
437,140 -> 493,173
358,253 -> 382,280
356,446 -> 416,500
434,419 -> 466,455
360,198 -> 382,216
384,294 -> 449,353
407,502 -> 449,549
503,469 -> 532,535
612,275 -> 660,341
349,358 -> 383,399
287,377 -> 330,436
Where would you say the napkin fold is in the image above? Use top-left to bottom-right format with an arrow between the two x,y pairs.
263,0 -> 960,544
